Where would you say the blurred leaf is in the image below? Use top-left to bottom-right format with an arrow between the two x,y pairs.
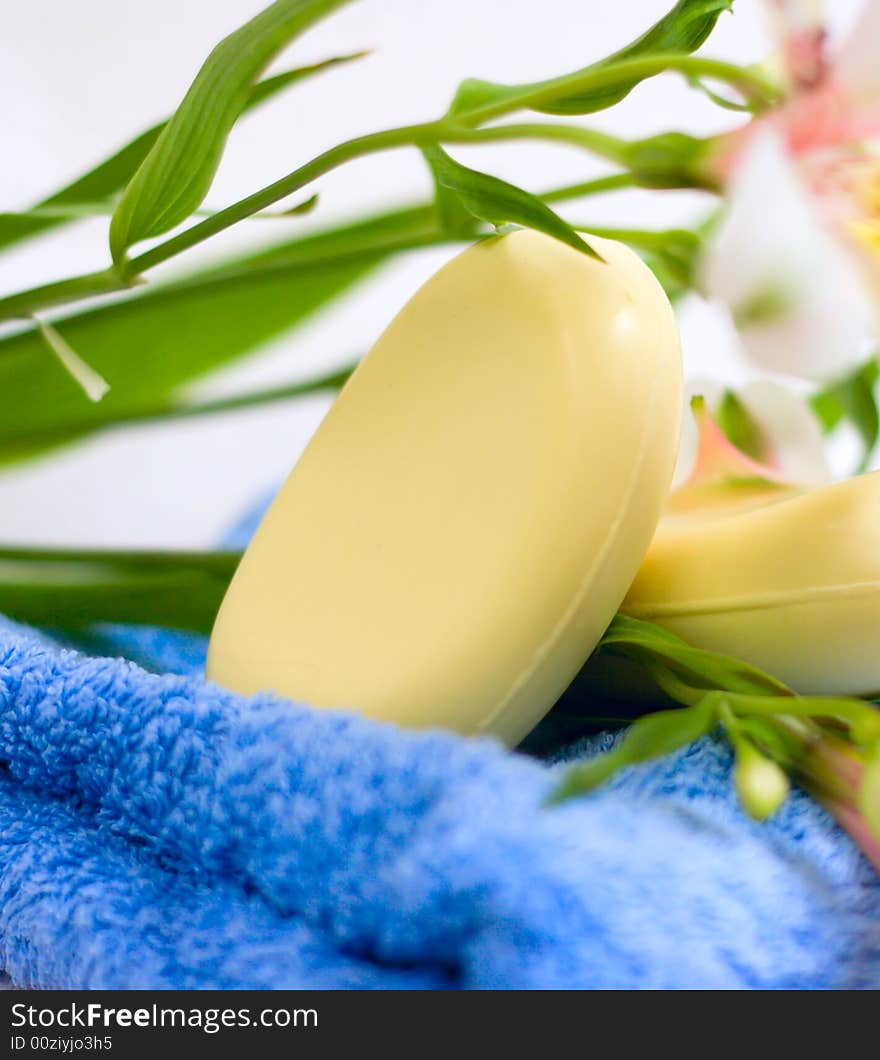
422,146 -> 601,259
1,191 -> 323,225
0,204 -> 439,465
600,615 -> 788,697
448,0 -> 733,119
715,389 -> 763,459
0,53 -> 366,256
5,362 -> 356,456
619,131 -> 715,189
687,74 -> 755,111
576,225 -> 701,295
272,193 -> 320,217
548,696 -> 718,802
811,358 -> 879,471
109,0 -> 356,261
0,546 -> 240,633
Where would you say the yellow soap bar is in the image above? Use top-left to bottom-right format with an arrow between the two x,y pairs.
207,230 -> 682,743
624,473 -> 880,696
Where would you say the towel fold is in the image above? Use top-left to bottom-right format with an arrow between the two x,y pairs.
0,496 -> 878,987
1,603 -> 879,988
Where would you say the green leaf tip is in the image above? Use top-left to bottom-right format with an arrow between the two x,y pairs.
109,0 -> 358,263
733,740 -> 790,821
547,695 -> 719,805
447,0 -> 734,122
0,50 -> 366,258
422,145 -> 603,261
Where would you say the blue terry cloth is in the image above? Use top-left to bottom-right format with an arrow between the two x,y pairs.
1,508 -> 880,988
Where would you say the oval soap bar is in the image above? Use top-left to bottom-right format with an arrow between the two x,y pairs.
623,473 -> 880,696
207,230 -> 682,743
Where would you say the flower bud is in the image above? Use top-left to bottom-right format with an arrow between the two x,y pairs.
733,740 -> 790,822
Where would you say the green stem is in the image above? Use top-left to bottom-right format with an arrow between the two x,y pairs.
123,121 -> 445,277
0,268 -> 135,321
542,173 -> 636,202
0,50 -> 763,321
727,693 -> 880,746
0,169 -> 638,327
454,54 -> 781,127
4,363 -> 358,450
572,225 -> 698,253
443,122 -> 629,163
0,544 -> 241,572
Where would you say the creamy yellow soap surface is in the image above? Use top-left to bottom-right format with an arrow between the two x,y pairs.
624,473 -> 880,696
208,230 -> 682,743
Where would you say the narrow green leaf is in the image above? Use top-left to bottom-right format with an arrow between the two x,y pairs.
3,363 -> 356,456
547,696 -> 718,803
272,193 -> 320,217
0,52 -> 365,256
0,547 -> 241,633
109,0 -> 356,261
600,615 -> 788,697
540,0 -> 734,115
448,0 -> 733,119
727,694 -> 880,747
606,697 -> 719,764
0,204 -> 438,465
422,146 -> 601,259
715,389 -> 764,460
687,74 -> 757,112
420,149 -> 480,238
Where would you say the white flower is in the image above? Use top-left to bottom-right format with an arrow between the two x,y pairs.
701,0 -> 880,382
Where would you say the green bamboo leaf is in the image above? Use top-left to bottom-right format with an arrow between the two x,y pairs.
448,0 -> 733,119
3,363 -> 356,457
109,0 -> 356,262
422,146 -> 601,259
726,694 -> 880,747
0,53 -> 365,256
547,696 -> 718,803
0,547 -> 241,633
420,150 -> 481,238
542,0 -> 733,115
0,205 -> 437,465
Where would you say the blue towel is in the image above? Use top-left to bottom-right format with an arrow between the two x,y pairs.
1,509 -> 880,989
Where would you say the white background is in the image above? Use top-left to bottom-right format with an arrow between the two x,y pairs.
0,0 -> 864,547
